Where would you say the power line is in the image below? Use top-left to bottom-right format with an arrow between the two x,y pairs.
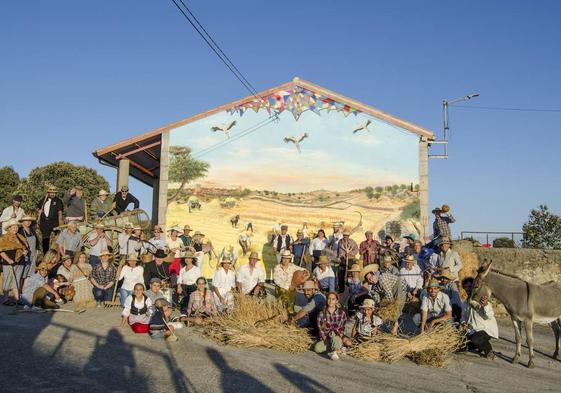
453,104 -> 561,113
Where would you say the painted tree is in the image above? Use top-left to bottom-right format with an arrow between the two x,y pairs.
16,161 -> 110,213
364,186 -> 374,200
167,146 -> 209,202
522,205 -> 561,249
0,166 -> 20,209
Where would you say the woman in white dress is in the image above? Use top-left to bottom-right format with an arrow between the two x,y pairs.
212,255 -> 236,311
118,254 -> 144,307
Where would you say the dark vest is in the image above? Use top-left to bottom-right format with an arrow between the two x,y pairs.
130,295 -> 148,315
276,234 -> 292,252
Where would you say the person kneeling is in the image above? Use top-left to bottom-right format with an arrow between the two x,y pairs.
289,280 -> 325,336
418,279 -> 452,333
314,292 -> 352,360
351,298 -> 383,343
149,298 -> 178,342
21,262 -> 64,309
120,283 -> 152,333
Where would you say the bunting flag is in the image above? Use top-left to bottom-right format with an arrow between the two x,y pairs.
229,86 -> 362,120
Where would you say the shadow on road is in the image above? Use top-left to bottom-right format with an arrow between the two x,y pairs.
206,347 -> 272,392
273,363 -> 335,393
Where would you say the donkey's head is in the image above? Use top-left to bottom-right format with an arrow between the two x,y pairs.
470,258 -> 493,302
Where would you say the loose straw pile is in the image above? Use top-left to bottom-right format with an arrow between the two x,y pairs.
203,295 -> 313,353
350,324 -> 465,368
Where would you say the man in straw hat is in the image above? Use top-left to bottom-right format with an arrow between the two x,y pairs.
213,254 -> 236,311
87,223 -> 111,268
55,220 -> 83,258
292,229 -> 309,267
91,189 -> 113,218
432,204 -> 455,240
62,185 -> 86,222
328,221 -> 344,252
380,254 -> 399,276
312,255 -> 336,293
272,224 -> 293,263
273,250 -> 308,312
36,185 -> 64,253
236,251 -> 266,297
21,261 -> 63,309
435,236 -> 463,283
179,224 -> 192,249
0,218 -> 29,305
399,255 -> 423,299
112,185 -> 139,215
435,270 -> 462,322
118,223 -> 134,262
359,230 -> 380,266
19,215 -> 39,278
419,278 -> 452,333
337,230 -> 358,292
290,280 -> 325,335
0,194 -> 25,234
91,248 -> 117,307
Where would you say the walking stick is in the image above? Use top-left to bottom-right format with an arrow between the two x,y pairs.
105,257 -> 126,308
8,264 -> 21,301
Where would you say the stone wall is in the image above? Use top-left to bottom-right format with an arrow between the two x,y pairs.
454,240 -> 561,284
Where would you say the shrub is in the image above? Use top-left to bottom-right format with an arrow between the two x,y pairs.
493,237 -> 516,248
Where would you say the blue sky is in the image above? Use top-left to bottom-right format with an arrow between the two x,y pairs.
1,1 -> 560,236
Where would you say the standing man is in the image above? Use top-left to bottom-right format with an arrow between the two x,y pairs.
55,221 -> 83,258
87,223 -> 110,268
0,195 -> 25,234
432,205 -> 455,240
36,186 -> 64,253
63,185 -> 86,222
179,225 -> 192,249
337,231 -> 358,292
118,223 -> 133,261
236,252 -> 266,297
113,186 -> 139,215
359,230 -> 380,266
291,229 -> 309,267
328,222 -> 343,253
91,190 -> 113,218
436,237 -> 463,284
272,225 -> 293,263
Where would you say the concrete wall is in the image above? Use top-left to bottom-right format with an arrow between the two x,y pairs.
454,240 -> 561,284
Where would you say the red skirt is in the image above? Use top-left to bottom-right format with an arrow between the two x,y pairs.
130,323 -> 150,334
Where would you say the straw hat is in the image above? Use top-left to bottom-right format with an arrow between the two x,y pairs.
248,251 -> 260,260
168,226 -> 181,233
439,236 -> 452,246
94,223 -> 105,229
123,222 -> 134,229
302,280 -> 316,291
220,254 -> 233,264
183,224 -> 192,231
19,215 -> 36,223
182,250 -> 196,259
98,189 -> 109,196
318,255 -> 330,265
193,231 -> 205,237
360,298 -> 375,309
296,229 -> 303,235
120,185 -> 129,192
99,249 -> 112,257
36,262 -> 48,271
47,186 -> 58,193
382,255 -> 393,263
126,254 -> 139,262
280,250 -> 293,259
348,263 -> 362,272
4,218 -> 20,229
403,255 -> 416,264
360,264 -> 379,281
342,230 -> 351,236
133,224 -> 142,231
436,270 -> 455,282
61,254 -> 72,262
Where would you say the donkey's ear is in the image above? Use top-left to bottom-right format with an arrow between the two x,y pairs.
480,259 -> 493,278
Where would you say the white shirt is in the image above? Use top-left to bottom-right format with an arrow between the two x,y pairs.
0,206 -> 25,231
313,266 -> 335,280
461,300 -> 499,339
273,263 -> 305,290
121,295 -> 153,318
43,198 -> 52,218
399,265 -> 423,291
88,231 -> 109,257
118,232 -> 131,255
167,237 -> 183,258
118,265 -> 144,291
236,263 -> 266,294
148,236 -> 167,253
310,237 -> 328,254
421,291 -> 452,319
212,267 -> 236,297
178,265 -> 201,286
56,265 -> 73,282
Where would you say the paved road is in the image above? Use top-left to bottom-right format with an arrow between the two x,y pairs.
0,306 -> 560,393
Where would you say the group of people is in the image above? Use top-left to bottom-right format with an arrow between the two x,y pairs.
0,191 -> 499,354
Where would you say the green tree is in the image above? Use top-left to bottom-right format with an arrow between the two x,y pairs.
168,146 -> 210,202
375,186 -> 383,193
522,205 -> 561,249
493,237 -> 516,248
0,166 -> 21,208
374,193 -> 381,200
16,161 -> 109,213
399,184 -> 407,190
364,186 -> 374,200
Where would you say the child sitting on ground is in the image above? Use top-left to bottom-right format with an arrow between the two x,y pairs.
149,298 -> 178,342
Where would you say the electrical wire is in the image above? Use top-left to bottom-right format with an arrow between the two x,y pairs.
453,104 -> 561,113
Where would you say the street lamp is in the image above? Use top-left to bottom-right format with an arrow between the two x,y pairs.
430,93 -> 480,158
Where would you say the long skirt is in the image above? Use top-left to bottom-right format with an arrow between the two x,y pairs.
73,277 -> 95,307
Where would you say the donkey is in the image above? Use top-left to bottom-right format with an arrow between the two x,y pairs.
471,259 -> 561,368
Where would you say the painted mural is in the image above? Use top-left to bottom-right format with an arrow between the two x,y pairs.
166,86 -> 421,277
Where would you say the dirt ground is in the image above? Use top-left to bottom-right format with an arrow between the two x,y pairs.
1,304 -> 560,393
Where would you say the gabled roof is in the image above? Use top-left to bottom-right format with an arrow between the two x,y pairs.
93,78 -> 434,185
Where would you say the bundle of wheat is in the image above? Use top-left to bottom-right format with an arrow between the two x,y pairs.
377,300 -> 402,321
348,339 -> 384,362
203,295 -> 313,353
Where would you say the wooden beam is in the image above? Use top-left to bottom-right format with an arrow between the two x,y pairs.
115,141 -> 161,160
110,152 -> 155,177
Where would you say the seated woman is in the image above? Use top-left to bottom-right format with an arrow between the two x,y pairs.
149,298 -> 177,341
312,255 -> 335,293
212,255 -> 236,312
56,254 -> 74,282
120,283 -> 153,333
176,251 -> 201,315
351,298 -> 383,343
118,254 -> 144,308
21,262 -> 63,309
44,249 -> 62,280
314,292 -> 352,361
182,277 -> 216,325
70,252 -> 96,309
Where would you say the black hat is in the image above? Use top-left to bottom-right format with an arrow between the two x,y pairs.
13,195 -> 23,202
154,249 -> 168,259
